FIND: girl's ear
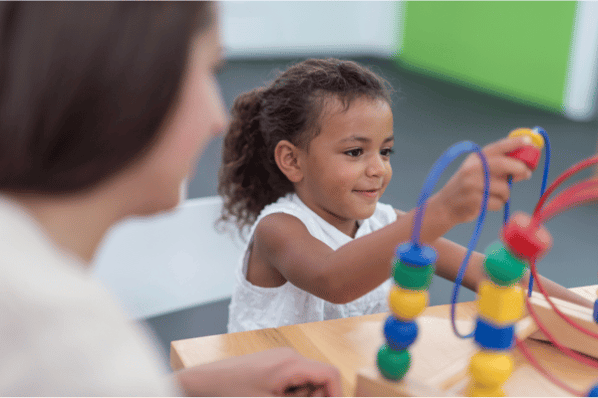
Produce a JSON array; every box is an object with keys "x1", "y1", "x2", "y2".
[{"x1": 274, "y1": 140, "x2": 304, "y2": 183}]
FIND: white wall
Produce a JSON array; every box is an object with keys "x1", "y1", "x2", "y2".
[{"x1": 221, "y1": 1, "x2": 402, "y2": 58}]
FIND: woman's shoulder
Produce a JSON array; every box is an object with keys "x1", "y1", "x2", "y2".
[{"x1": 0, "y1": 250, "x2": 177, "y2": 396}]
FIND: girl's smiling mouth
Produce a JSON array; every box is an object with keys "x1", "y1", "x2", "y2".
[{"x1": 353, "y1": 189, "x2": 379, "y2": 198}]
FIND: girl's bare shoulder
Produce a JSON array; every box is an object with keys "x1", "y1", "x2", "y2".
[
  {"x1": 251, "y1": 212, "x2": 333, "y2": 282},
  {"x1": 253, "y1": 212, "x2": 313, "y2": 253}
]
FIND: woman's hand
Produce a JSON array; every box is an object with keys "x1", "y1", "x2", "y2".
[
  {"x1": 175, "y1": 347, "x2": 342, "y2": 397},
  {"x1": 431, "y1": 136, "x2": 534, "y2": 225}
]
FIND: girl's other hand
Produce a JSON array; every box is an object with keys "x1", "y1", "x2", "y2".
[{"x1": 432, "y1": 136, "x2": 533, "y2": 225}]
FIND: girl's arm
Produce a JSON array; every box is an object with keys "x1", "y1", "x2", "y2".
[
  {"x1": 254, "y1": 196, "x2": 456, "y2": 304},
  {"x1": 432, "y1": 238, "x2": 593, "y2": 309}
]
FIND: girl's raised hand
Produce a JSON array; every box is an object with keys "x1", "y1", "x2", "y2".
[{"x1": 432, "y1": 136, "x2": 534, "y2": 225}]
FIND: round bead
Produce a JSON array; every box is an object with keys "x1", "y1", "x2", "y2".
[
  {"x1": 508, "y1": 127, "x2": 544, "y2": 149},
  {"x1": 376, "y1": 344, "x2": 411, "y2": 381},
  {"x1": 389, "y1": 285, "x2": 428, "y2": 320},
  {"x1": 477, "y1": 281, "x2": 525, "y2": 325},
  {"x1": 474, "y1": 317, "x2": 514, "y2": 350},
  {"x1": 501, "y1": 212, "x2": 552, "y2": 261},
  {"x1": 467, "y1": 382, "x2": 506, "y2": 397},
  {"x1": 587, "y1": 383, "x2": 598, "y2": 396},
  {"x1": 469, "y1": 351, "x2": 513, "y2": 388},
  {"x1": 395, "y1": 242, "x2": 437, "y2": 267},
  {"x1": 483, "y1": 241, "x2": 527, "y2": 286},
  {"x1": 392, "y1": 261, "x2": 435, "y2": 290},
  {"x1": 384, "y1": 316, "x2": 418, "y2": 350}
]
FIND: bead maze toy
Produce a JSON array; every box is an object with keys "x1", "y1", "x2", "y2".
[{"x1": 355, "y1": 127, "x2": 598, "y2": 396}]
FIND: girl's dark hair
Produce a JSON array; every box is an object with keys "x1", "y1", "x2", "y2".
[
  {"x1": 218, "y1": 58, "x2": 393, "y2": 233},
  {"x1": 0, "y1": 2, "x2": 214, "y2": 193}
]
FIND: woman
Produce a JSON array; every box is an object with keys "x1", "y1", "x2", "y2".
[{"x1": 0, "y1": 3, "x2": 340, "y2": 396}]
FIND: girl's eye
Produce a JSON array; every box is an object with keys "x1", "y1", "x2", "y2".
[
  {"x1": 381, "y1": 148, "x2": 395, "y2": 157},
  {"x1": 345, "y1": 148, "x2": 363, "y2": 157}
]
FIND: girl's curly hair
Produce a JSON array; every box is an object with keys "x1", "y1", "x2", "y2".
[{"x1": 218, "y1": 58, "x2": 393, "y2": 235}]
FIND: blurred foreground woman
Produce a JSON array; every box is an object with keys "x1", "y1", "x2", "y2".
[{"x1": 0, "y1": 3, "x2": 340, "y2": 396}]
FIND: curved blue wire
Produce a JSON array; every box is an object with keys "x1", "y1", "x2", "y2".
[
  {"x1": 527, "y1": 126, "x2": 551, "y2": 296},
  {"x1": 537, "y1": 127, "x2": 551, "y2": 197},
  {"x1": 501, "y1": 127, "x2": 551, "y2": 298},
  {"x1": 410, "y1": 141, "x2": 490, "y2": 339},
  {"x1": 504, "y1": 176, "x2": 513, "y2": 224}
]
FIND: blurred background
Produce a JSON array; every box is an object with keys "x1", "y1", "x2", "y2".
[{"x1": 94, "y1": 1, "x2": 598, "y2": 355}]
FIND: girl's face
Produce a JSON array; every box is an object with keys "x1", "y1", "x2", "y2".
[
  {"x1": 295, "y1": 97, "x2": 394, "y2": 236},
  {"x1": 127, "y1": 18, "x2": 226, "y2": 215}
]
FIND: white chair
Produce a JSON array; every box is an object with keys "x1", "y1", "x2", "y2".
[{"x1": 92, "y1": 196, "x2": 245, "y2": 320}]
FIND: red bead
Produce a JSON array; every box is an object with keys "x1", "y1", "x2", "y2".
[
  {"x1": 501, "y1": 212, "x2": 552, "y2": 260},
  {"x1": 507, "y1": 145, "x2": 541, "y2": 170}
]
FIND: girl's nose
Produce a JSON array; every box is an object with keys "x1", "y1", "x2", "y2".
[{"x1": 366, "y1": 155, "x2": 386, "y2": 177}]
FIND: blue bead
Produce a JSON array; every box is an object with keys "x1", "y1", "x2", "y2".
[
  {"x1": 395, "y1": 242, "x2": 437, "y2": 267},
  {"x1": 587, "y1": 383, "x2": 598, "y2": 396},
  {"x1": 474, "y1": 317, "x2": 514, "y2": 350},
  {"x1": 383, "y1": 316, "x2": 418, "y2": 350},
  {"x1": 593, "y1": 299, "x2": 598, "y2": 324}
]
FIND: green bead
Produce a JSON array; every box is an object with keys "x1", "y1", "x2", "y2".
[
  {"x1": 392, "y1": 261, "x2": 435, "y2": 290},
  {"x1": 483, "y1": 241, "x2": 527, "y2": 286},
  {"x1": 376, "y1": 344, "x2": 411, "y2": 380}
]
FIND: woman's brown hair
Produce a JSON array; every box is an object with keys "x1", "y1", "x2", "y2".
[
  {"x1": 0, "y1": 2, "x2": 213, "y2": 193},
  {"x1": 218, "y1": 58, "x2": 393, "y2": 234}
]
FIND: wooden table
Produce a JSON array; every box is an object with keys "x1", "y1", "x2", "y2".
[{"x1": 171, "y1": 285, "x2": 598, "y2": 397}]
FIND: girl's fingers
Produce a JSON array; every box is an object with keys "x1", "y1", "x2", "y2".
[
  {"x1": 485, "y1": 156, "x2": 532, "y2": 182},
  {"x1": 487, "y1": 195, "x2": 510, "y2": 212},
  {"x1": 474, "y1": 182, "x2": 510, "y2": 212},
  {"x1": 483, "y1": 135, "x2": 533, "y2": 156},
  {"x1": 488, "y1": 180, "x2": 511, "y2": 203},
  {"x1": 464, "y1": 152, "x2": 531, "y2": 183}
]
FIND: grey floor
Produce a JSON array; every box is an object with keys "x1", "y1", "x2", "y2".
[{"x1": 146, "y1": 57, "x2": 598, "y2": 355}]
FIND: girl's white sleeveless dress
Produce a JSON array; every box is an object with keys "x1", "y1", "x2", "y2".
[{"x1": 227, "y1": 193, "x2": 397, "y2": 333}]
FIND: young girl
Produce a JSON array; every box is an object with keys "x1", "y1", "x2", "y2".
[{"x1": 219, "y1": 58, "x2": 591, "y2": 333}]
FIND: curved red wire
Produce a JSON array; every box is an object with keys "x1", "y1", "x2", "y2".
[
  {"x1": 530, "y1": 192, "x2": 598, "y2": 340},
  {"x1": 537, "y1": 179, "x2": 598, "y2": 223},
  {"x1": 503, "y1": 156, "x2": 598, "y2": 396},
  {"x1": 523, "y1": 278, "x2": 598, "y2": 366},
  {"x1": 533, "y1": 156, "x2": 598, "y2": 216}
]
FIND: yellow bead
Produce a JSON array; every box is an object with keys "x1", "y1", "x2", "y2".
[
  {"x1": 508, "y1": 127, "x2": 544, "y2": 149},
  {"x1": 477, "y1": 281, "x2": 524, "y2": 325},
  {"x1": 469, "y1": 351, "x2": 513, "y2": 388},
  {"x1": 467, "y1": 382, "x2": 506, "y2": 397},
  {"x1": 388, "y1": 285, "x2": 428, "y2": 320}
]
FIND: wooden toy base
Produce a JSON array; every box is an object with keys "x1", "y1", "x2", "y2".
[
  {"x1": 356, "y1": 292, "x2": 598, "y2": 397},
  {"x1": 526, "y1": 292, "x2": 598, "y2": 359}
]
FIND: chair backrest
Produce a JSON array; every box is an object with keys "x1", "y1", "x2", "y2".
[{"x1": 92, "y1": 196, "x2": 245, "y2": 320}]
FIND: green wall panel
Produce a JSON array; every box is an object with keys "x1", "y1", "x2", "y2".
[{"x1": 396, "y1": 1, "x2": 577, "y2": 113}]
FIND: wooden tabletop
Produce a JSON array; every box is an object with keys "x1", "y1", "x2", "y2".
[{"x1": 170, "y1": 285, "x2": 598, "y2": 397}]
